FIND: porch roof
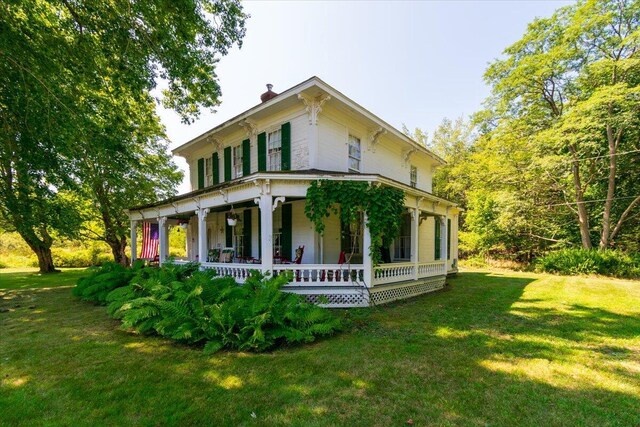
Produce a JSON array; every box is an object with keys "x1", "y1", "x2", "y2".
[{"x1": 126, "y1": 169, "x2": 459, "y2": 213}]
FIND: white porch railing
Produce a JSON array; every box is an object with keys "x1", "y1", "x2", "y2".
[
  {"x1": 274, "y1": 264, "x2": 365, "y2": 286},
  {"x1": 174, "y1": 259, "x2": 446, "y2": 287},
  {"x1": 373, "y1": 261, "x2": 446, "y2": 286},
  {"x1": 373, "y1": 262, "x2": 415, "y2": 285},
  {"x1": 417, "y1": 261, "x2": 447, "y2": 277},
  {"x1": 199, "y1": 262, "x2": 256, "y2": 283}
]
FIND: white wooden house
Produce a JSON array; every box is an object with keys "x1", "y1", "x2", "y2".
[{"x1": 127, "y1": 77, "x2": 460, "y2": 307}]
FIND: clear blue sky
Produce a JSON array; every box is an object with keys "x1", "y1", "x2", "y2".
[{"x1": 158, "y1": 0, "x2": 572, "y2": 194}]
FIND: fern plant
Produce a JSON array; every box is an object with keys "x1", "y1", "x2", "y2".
[
  {"x1": 72, "y1": 260, "x2": 145, "y2": 304},
  {"x1": 104, "y1": 262, "x2": 343, "y2": 353}
]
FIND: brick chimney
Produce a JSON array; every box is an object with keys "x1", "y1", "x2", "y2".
[{"x1": 260, "y1": 84, "x2": 278, "y2": 102}]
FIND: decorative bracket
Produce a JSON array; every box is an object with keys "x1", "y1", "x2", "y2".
[
  {"x1": 419, "y1": 211, "x2": 430, "y2": 226},
  {"x1": 239, "y1": 119, "x2": 258, "y2": 139},
  {"x1": 138, "y1": 210, "x2": 145, "y2": 220},
  {"x1": 171, "y1": 202, "x2": 179, "y2": 214},
  {"x1": 368, "y1": 127, "x2": 387, "y2": 152},
  {"x1": 207, "y1": 136, "x2": 222, "y2": 152},
  {"x1": 219, "y1": 189, "x2": 228, "y2": 203},
  {"x1": 158, "y1": 216, "x2": 167, "y2": 226},
  {"x1": 402, "y1": 148, "x2": 417, "y2": 167},
  {"x1": 196, "y1": 208, "x2": 210, "y2": 221},
  {"x1": 407, "y1": 207, "x2": 416, "y2": 220},
  {"x1": 254, "y1": 179, "x2": 263, "y2": 195},
  {"x1": 254, "y1": 198, "x2": 261, "y2": 207},
  {"x1": 272, "y1": 196, "x2": 285, "y2": 212},
  {"x1": 298, "y1": 93, "x2": 331, "y2": 125}
]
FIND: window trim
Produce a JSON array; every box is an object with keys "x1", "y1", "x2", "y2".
[
  {"x1": 205, "y1": 157, "x2": 213, "y2": 186},
  {"x1": 267, "y1": 129, "x2": 282, "y2": 172},
  {"x1": 410, "y1": 165, "x2": 417, "y2": 188}
]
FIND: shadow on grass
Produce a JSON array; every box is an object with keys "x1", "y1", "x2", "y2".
[{"x1": 1, "y1": 271, "x2": 639, "y2": 426}]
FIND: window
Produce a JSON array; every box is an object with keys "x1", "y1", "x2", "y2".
[
  {"x1": 348, "y1": 135, "x2": 361, "y2": 172},
  {"x1": 341, "y1": 212, "x2": 363, "y2": 263},
  {"x1": 267, "y1": 129, "x2": 281, "y2": 171},
  {"x1": 232, "y1": 145, "x2": 243, "y2": 178},
  {"x1": 205, "y1": 157, "x2": 213, "y2": 186},
  {"x1": 410, "y1": 165, "x2": 417, "y2": 188},
  {"x1": 393, "y1": 214, "x2": 412, "y2": 260},
  {"x1": 234, "y1": 220, "x2": 244, "y2": 258}
]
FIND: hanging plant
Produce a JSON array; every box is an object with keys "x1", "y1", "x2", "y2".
[
  {"x1": 227, "y1": 211, "x2": 239, "y2": 226},
  {"x1": 304, "y1": 180, "x2": 405, "y2": 265}
]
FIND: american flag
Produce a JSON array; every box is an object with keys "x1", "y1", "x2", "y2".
[{"x1": 139, "y1": 222, "x2": 159, "y2": 259}]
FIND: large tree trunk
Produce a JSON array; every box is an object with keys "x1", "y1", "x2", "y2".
[
  {"x1": 599, "y1": 123, "x2": 622, "y2": 250},
  {"x1": 19, "y1": 227, "x2": 59, "y2": 273},
  {"x1": 569, "y1": 145, "x2": 592, "y2": 249},
  {"x1": 107, "y1": 234, "x2": 129, "y2": 267}
]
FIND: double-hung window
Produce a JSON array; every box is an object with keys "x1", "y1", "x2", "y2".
[
  {"x1": 410, "y1": 165, "x2": 417, "y2": 188},
  {"x1": 232, "y1": 145, "x2": 243, "y2": 179},
  {"x1": 204, "y1": 157, "x2": 213, "y2": 186},
  {"x1": 348, "y1": 135, "x2": 361, "y2": 172},
  {"x1": 267, "y1": 129, "x2": 282, "y2": 171}
]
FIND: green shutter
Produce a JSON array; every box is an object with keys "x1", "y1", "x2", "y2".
[
  {"x1": 257, "y1": 132, "x2": 267, "y2": 172},
  {"x1": 434, "y1": 218, "x2": 441, "y2": 260},
  {"x1": 447, "y1": 219, "x2": 451, "y2": 260},
  {"x1": 282, "y1": 203, "x2": 292, "y2": 261},
  {"x1": 226, "y1": 222, "x2": 233, "y2": 248},
  {"x1": 281, "y1": 122, "x2": 291, "y2": 171},
  {"x1": 224, "y1": 147, "x2": 232, "y2": 181},
  {"x1": 242, "y1": 139, "x2": 251, "y2": 177},
  {"x1": 197, "y1": 158, "x2": 205, "y2": 189},
  {"x1": 212, "y1": 153, "x2": 219, "y2": 185},
  {"x1": 243, "y1": 209, "x2": 252, "y2": 257}
]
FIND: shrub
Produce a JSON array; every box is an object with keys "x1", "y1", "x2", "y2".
[
  {"x1": 73, "y1": 260, "x2": 146, "y2": 304},
  {"x1": 105, "y1": 262, "x2": 342, "y2": 353},
  {"x1": 535, "y1": 249, "x2": 640, "y2": 278}
]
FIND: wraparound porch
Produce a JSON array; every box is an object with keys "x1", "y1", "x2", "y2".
[{"x1": 127, "y1": 172, "x2": 458, "y2": 307}]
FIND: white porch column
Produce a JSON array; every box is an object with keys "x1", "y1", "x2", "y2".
[
  {"x1": 197, "y1": 208, "x2": 209, "y2": 264},
  {"x1": 259, "y1": 195, "x2": 273, "y2": 275},
  {"x1": 130, "y1": 220, "x2": 137, "y2": 265},
  {"x1": 362, "y1": 212, "x2": 373, "y2": 287},
  {"x1": 158, "y1": 217, "x2": 168, "y2": 265},
  {"x1": 410, "y1": 208, "x2": 419, "y2": 280},
  {"x1": 440, "y1": 215, "x2": 448, "y2": 269}
]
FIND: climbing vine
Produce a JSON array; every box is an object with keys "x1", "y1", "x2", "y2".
[{"x1": 304, "y1": 180, "x2": 405, "y2": 265}]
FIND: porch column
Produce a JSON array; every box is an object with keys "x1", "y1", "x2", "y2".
[
  {"x1": 362, "y1": 212, "x2": 373, "y2": 287},
  {"x1": 410, "y1": 208, "x2": 419, "y2": 280},
  {"x1": 158, "y1": 217, "x2": 168, "y2": 265},
  {"x1": 197, "y1": 208, "x2": 209, "y2": 264},
  {"x1": 440, "y1": 215, "x2": 448, "y2": 270},
  {"x1": 259, "y1": 195, "x2": 273, "y2": 275},
  {"x1": 130, "y1": 220, "x2": 137, "y2": 265}
]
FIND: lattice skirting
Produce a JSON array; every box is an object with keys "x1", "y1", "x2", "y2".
[
  {"x1": 283, "y1": 276, "x2": 446, "y2": 308},
  {"x1": 369, "y1": 276, "x2": 446, "y2": 306},
  {"x1": 283, "y1": 286, "x2": 370, "y2": 308}
]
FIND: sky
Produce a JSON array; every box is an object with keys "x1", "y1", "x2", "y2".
[{"x1": 158, "y1": 0, "x2": 573, "y2": 194}]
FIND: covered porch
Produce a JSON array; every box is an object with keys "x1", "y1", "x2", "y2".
[{"x1": 127, "y1": 173, "x2": 458, "y2": 307}]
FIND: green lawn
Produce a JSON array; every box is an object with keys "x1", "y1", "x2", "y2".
[{"x1": 1, "y1": 268, "x2": 639, "y2": 426}]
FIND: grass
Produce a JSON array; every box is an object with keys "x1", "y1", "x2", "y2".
[{"x1": 1, "y1": 268, "x2": 639, "y2": 426}]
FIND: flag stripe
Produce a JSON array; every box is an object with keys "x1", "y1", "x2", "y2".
[{"x1": 139, "y1": 222, "x2": 159, "y2": 259}]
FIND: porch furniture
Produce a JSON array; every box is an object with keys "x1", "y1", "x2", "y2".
[{"x1": 220, "y1": 248, "x2": 234, "y2": 263}]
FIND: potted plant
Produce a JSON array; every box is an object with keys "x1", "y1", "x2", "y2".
[{"x1": 226, "y1": 211, "x2": 239, "y2": 226}]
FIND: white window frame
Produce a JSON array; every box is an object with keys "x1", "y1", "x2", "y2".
[
  {"x1": 410, "y1": 165, "x2": 417, "y2": 188},
  {"x1": 267, "y1": 129, "x2": 282, "y2": 171},
  {"x1": 205, "y1": 157, "x2": 213, "y2": 186},
  {"x1": 232, "y1": 144, "x2": 243, "y2": 179},
  {"x1": 272, "y1": 206, "x2": 283, "y2": 256},
  {"x1": 348, "y1": 134, "x2": 361, "y2": 172}
]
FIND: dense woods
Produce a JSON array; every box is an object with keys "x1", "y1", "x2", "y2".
[{"x1": 415, "y1": 0, "x2": 640, "y2": 263}]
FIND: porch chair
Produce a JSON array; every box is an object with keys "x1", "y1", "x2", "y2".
[{"x1": 293, "y1": 246, "x2": 305, "y2": 281}]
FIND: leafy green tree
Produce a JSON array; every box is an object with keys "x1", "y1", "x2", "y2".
[
  {"x1": 1, "y1": 0, "x2": 246, "y2": 272},
  {"x1": 483, "y1": 0, "x2": 640, "y2": 251}
]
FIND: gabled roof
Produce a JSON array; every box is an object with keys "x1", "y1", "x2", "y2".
[{"x1": 172, "y1": 76, "x2": 445, "y2": 165}]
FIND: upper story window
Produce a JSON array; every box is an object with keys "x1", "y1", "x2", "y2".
[
  {"x1": 348, "y1": 135, "x2": 361, "y2": 172},
  {"x1": 233, "y1": 145, "x2": 243, "y2": 178},
  {"x1": 410, "y1": 165, "x2": 417, "y2": 188},
  {"x1": 267, "y1": 129, "x2": 282, "y2": 171},
  {"x1": 205, "y1": 157, "x2": 213, "y2": 186}
]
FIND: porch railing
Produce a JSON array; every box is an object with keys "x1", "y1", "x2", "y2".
[
  {"x1": 417, "y1": 261, "x2": 447, "y2": 277},
  {"x1": 199, "y1": 262, "x2": 255, "y2": 283},
  {"x1": 373, "y1": 262, "x2": 415, "y2": 285},
  {"x1": 274, "y1": 264, "x2": 365, "y2": 286}
]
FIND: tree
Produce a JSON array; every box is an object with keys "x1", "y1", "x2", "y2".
[
  {"x1": 482, "y1": 0, "x2": 640, "y2": 251},
  {"x1": 0, "y1": 0, "x2": 246, "y2": 272}
]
